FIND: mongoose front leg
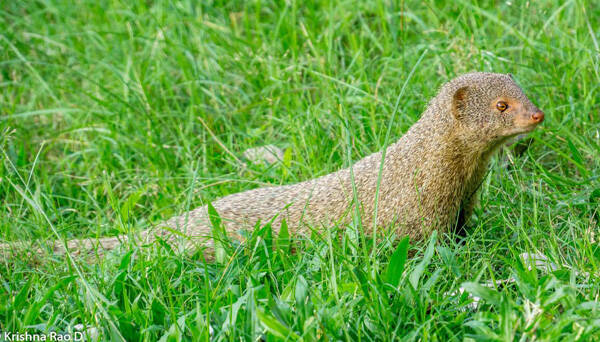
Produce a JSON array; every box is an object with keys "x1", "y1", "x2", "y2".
[{"x1": 455, "y1": 195, "x2": 477, "y2": 241}]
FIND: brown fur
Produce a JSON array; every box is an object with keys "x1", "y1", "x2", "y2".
[{"x1": 0, "y1": 72, "x2": 544, "y2": 261}]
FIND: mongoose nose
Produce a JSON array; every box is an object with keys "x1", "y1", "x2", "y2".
[{"x1": 531, "y1": 111, "x2": 544, "y2": 123}]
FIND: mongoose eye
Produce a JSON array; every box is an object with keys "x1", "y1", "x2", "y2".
[{"x1": 496, "y1": 101, "x2": 508, "y2": 112}]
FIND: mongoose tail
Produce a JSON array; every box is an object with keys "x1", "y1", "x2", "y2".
[{"x1": 1, "y1": 72, "x2": 544, "y2": 260}]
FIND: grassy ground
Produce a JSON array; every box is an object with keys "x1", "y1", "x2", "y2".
[{"x1": 1, "y1": 0, "x2": 599, "y2": 340}]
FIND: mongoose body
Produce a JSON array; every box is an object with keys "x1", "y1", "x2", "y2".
[{"x1": 1, "y1": 72, "x2": 544, "y2": 260}]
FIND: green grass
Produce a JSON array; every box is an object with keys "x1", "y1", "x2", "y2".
[{"x1": 1, "y1": 0, "x2": 599, "y2": 340}]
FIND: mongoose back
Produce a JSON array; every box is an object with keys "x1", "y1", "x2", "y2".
[{"x1": 1, "y1": 72, "x2": 544, "y2": 260}]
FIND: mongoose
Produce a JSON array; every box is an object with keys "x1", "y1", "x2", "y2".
[{"x1": 1, "y1": 72, "x2": 544, "y2": 260}]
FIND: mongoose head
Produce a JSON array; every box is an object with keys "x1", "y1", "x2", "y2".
[{"x1": 442, "y1": 72, "x2": 544, "y2": 147}]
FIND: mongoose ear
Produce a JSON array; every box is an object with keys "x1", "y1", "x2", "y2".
[{"x1": 451, "y1": 86, "x2": 469, "y2": 120}]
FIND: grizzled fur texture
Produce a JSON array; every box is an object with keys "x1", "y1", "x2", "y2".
[{"x1": 1, "y1": 72, "x2": 544, "y2": 260}]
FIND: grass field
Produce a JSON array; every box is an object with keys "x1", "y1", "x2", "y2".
[{"x1": 1, "y1": 0, "x2": 600, "y2": 340}]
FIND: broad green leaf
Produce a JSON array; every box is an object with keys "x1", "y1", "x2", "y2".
[
  {"x1": 385, "y1": 236, "x2": 410, "y2": 288},
  {"x1": 277, "y1": 219, "x2": 290, "y2": 252},
  {"x1": 11, "y1": 277, "x2": 32, "y2": 311},
  {"x1": 257, "y1": 309, "x2": 299, "y2": 340},
  {"x1": 460, "y1": 282, "x2": 501, "y2": 306},
  {"x1": 409, "y1": 231, "x2": 437, "y2": 289},
  {"x1": 567, "y1": 137, "x2": 587, "y2": 176},
  {"x1": 119, "y1": 185, "x2": 146, "y2": 222},
  {"x1": 207, "y1": 202, "x2": 228, "y2": 263},
  {"x1": 353, "y1": 266, "x2": 371, "y2": 300}
]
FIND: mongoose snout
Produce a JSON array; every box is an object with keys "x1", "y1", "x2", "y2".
[
  {"x1": 531, "y1": 111, "x2": 545, "y2": 123},
  {"x1": 513, "y1": 108, "x2": 545, "y2": 133}
]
